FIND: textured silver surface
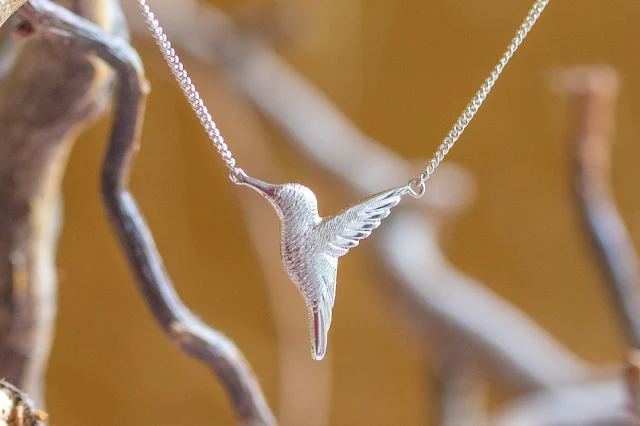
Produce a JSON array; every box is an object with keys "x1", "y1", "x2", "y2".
[{"x1": 235, "y1": 170, "x2": 409, "y2": 360}]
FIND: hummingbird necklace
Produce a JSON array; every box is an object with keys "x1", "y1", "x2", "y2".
[{"x1": 137, "y1": 0, "x2": 550, "y2": 360}]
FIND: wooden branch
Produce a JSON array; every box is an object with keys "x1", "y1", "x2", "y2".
[
  {"x1": 122, "y1": 0, "x2": 591, "y2": 391},
  {"x1": 0, "y1": 1, "x2": 28, "y2": 28},
  {"x1": 0, "y1": 380, "x2": 47, "y2": 426},
  {"x1": 0, "y1": 0, "x2": 121, "y2": 407},
  {"x1": 488, "y1": 65, "x2": 637, "y2": 426},
  {"x1": 435, "y1": 356, "x2": 486, "y2": 426},
  {"x1": 565, "y1": 66, "x2": 640, "y2": 345},
  {"x1": 562, "y1": 65, "x2": 640, "y2": 422},
  {"x1": 18, "y1": 1, "x2": 277, "y2": 424},
  {"x1": 378, "y1": 208, "x2": 590, "y2": 390},
  {"x1": 627, "y1": 350, "x2": 640, "y2": 424}
]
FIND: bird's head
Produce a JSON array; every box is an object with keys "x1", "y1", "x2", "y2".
[{"x1": 234, "y1": 170, "x2": 318, "y2": 219}]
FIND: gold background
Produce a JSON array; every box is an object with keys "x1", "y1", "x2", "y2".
[{"x1": 43, "y1": 0, "x2": 640, "y2": 424}]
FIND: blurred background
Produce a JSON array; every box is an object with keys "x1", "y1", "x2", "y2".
[{"x1": 40, "y1": 0, "x2": 640, "y2": 424}]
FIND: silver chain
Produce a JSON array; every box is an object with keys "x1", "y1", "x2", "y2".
[
  {"x1": 136, "y1": 0, "x2": 240, "y2": 176},
  {"x1": 137, "y1": 0, "x2": 549, "y2": 192},
  {"x1": 408, "y1": 0, "x2": 550, "y2": 197}
]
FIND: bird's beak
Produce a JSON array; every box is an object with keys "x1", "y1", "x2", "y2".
[{"x1": 233, "y1": 169, "x2": 278, "y2": 198}]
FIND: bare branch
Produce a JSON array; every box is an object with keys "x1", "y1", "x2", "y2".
[
  {"x1": 0, "y1": 0, "x2": 120, "y2": 407},
  {"x1": 0, "y1": 1, "x2": 28, "y2": 28},
  {"x1": 0, "y1": 380, "x2": 47, "y2": 426},
  {"x1": 18, "y1": 1, "x2": 277, "y2": 424},
  {"x1": 435, "y1": 356, "x2": 486, "y2": 426},
  {"x1": 626, "y1": 350, "x2": 640, "y2": 423},
  {"x1": 563, "y1": 66, "x2": 640, "y2": 347},
  {"x1": 560, "y1": 64, "x2": 640, "y2": 422},
  {"x1": 490, "y1": 64, "x2": 638, "y2": 426},
  {"x1": 379, "y1": 208, "x2": 590, "y2": 390}
]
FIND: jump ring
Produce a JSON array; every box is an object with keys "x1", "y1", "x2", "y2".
[
  {"x1": 407, "y1": 178, "x2": 426, "y2": 199},
  {"x1": 229, "y1": 168, "x2": 245, "y2": 184}
]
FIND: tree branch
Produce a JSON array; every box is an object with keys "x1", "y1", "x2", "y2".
[
  {"x1": 0, "y1": 380, "x2": 47, "y2": 426},
  {"x1": 565, "y1": 66, "x2": 640, "y2": 346},
  {"x1": 435, "y1": 356, "x2": 486, "y2": 426},
  {"x1": 17, "y1": 1, "x2": 276, "y2": 424},
  {"x1": 562, "y1": 64, "x2": 640, "y2": 423},
  {"x1": 0, "y1": 1, "x2": 28, "y2": 28},
  {"x1": 379, "y1": 208, "x2": 591, "y2": 391},
  {"x1": 0, "y1": 0, "x2": 120, "y2": 407}
]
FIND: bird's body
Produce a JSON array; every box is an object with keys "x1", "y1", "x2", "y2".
[{"x1": 236, "y1": 170, "x2": 409, "y2": 360}]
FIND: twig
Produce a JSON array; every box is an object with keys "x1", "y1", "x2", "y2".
[
  {"x1": 626, "y1": 349, "x2": 640, "y2": 424},
  {"x1": 379, "y1": 208, "x2": 590, "y2": 391},
  {"x1": 122, "y1": 0, "x2": 590, "y2": 391},
  {"x1": 565, "y1": 67, "x2": 640, "y2": 345},
  {"x1": 435, "y1": 355, "x2": 486, "y2": 426},
  {"x1": 0, "y1": 0, "x2": 28, "y2": 28},
  {"x1": 489, "y1": 65, "x2": 635, "y2": 426},
  {"x1": 563, "y1": 65, "x2": 640, "y2": 422},
  {"x1": 0, "y1": 0, "x2": 119, "y2": 407},
  {"x1": 0, "y1": 380, "x2": 47, "y2": 426},
  {"x1": 18, "y1": 1, "x2": 277, "y2": 425}
]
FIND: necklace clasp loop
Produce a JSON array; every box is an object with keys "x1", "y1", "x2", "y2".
[
  {"x1": 407, "y1": 178, "x2": 426, "y2": 199},
  {"x1": 229, "y1": 168, "x2": 246, "y2": 185}
]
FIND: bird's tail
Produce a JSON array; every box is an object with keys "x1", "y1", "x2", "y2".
[{"x1": 309, "y1": 301, "x2": 332, "y2": 361}]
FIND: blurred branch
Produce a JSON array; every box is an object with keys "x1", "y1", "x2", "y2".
[
  {"x1": 488, "y1": 64, "x2": 638, "y2": 426},
  {"x1": 0, "y1": 1, "x2": 28, "y2": 28},
  {"x1": 0, "y1": 0, "x2": 119, "y2": 407},
  {"x1": 18, "y1": 1, "x2": 277, "y2": 424},
  {"x1": 565, "y1": 66, "x2": 640, "y2": 348},
  {"x1": 379, "y1": 208, "x2": 590, "y2": 391},
  {"x1": 436, "y1": 356, "x2": 486, "y2": 426},
  {"x1": 561, "y1": 65, "x2": 640, "y2": 422},
  {"x1": 16, "y1": 2, "x2": 283, "y2": 425},
  {"x1": 0, "y1": 380, "x2": 47, "y2": 426},
  {"x1": 626, "y1": 350, "x2": 640, "y2": 423},
  {"x1": 122, "y1": 0, "x2": 591, "y2": 392}
]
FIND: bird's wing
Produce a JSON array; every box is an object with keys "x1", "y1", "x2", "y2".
[
  {"x1": 319, "y1": 186, "x2": 410, "y2": 258},
  {"x1": 307, "y1": 258, "x2": 337, "y2": 361}
]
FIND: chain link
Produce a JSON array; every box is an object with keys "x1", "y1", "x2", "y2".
[
  {"x1": 136, "y1": 0, "x2": 240, "y2": 178},
  {"x1": 412, "y1": 0, "x2": 550, "y2": 194}
]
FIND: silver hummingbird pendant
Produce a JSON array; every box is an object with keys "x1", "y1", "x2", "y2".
[
  {"x1": 138, "y1": 0, "x2": 551, "y2": 361},
  {"x1": 234, "y1": 169, "x2": 410, "y2": 360}
]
